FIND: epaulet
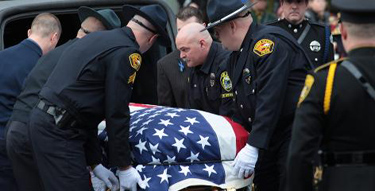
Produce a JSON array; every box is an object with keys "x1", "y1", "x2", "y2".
[
  {"x1": 314, "y1": 58, "x2": 345, "y2": 73},
  {"x1": 265, "y1": 18, "x2": 282, "y2": 25}
]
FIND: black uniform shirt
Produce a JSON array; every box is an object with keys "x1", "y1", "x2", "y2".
[
  {"x1": 269, "y1": 19, "x2": 334, "y2": 68},
  {"x1": 288, "y1": 47, "x2": 375, "y2": 191},
  {"x1": 39, "y1": 27, "x2": 140, "y2": 167},
  {"x1": 228, "y1": 23, "x2": 310, "y2": 149},
  {"x1": 188, "y1": 41, "x2": 231, "y2": 115}
]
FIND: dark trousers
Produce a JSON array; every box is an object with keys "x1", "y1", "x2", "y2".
[
  {"x1": 254, "y1": 131, "x2": 290, "y2": 191},
  {"x1": 29, "y1": 107, "x2": 91, "y2": 191},
  {"x1": 0, "y1": 124, "x2": 18, "y2": 191},
  {"x1": 6, "y1": 120, "x2": 43, "y2": 191}
]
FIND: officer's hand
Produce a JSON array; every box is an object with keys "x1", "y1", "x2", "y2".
[
  {"x1": 118, "y1": 166, "x2": 146, "y2": 191},
  {"x1": 92, "y1": 164, "x2": 119, "y2": 191},
  {"x1": 91, "y1": 171, "x2": 106, "y2": 191},
  {"x1": 232, "y1": 143, "x2": 259, "y2": 179}
]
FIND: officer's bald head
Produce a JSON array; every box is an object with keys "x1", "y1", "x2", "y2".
[{"x1": 176, "y1": 23, "x2": 213, "y2": 67}]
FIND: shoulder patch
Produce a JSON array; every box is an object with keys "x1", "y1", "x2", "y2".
[
  {"x1": 253, "y1": 39, "x2": 274, "y2": 57},
  {"x1": 220, "y1": 71, "x2": 232, "y2": 92},
  {"x1": 297, "y1": 74, "x2": 315, "y2": 107},
  {"x1": 128, "y1": 72, "x2": 137, "y2": 84},
  {"x1": 314, "y1": 58, "x2": 346, "y2": 73},
  {"x1": 129, "y1": 53, "x2": 142, "y2": 71}
]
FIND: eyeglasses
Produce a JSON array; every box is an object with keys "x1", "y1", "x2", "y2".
[
  {"x1": 80, "y1": 27, "x2": 91, "y2": 34},
  {"x1": 131, "y1": 18, "x2": 157, "y2": 34}
]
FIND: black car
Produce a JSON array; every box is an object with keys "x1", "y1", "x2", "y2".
[{"x1": 0, "y1": 0, "x2": 177, "y2": 104}]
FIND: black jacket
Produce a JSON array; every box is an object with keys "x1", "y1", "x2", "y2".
[
  {"x1": 39, "y1": 27, "x2": 140, "y2": 167},
  {"x1": 228, "y1": 23, "x2": 310, "y2": 149},
  {"x1": 288, "y1": 47, "x2": 375, "y2": 191},
  {"x1": 157, "y1": 50, "x2": 190, "y2": 108},
  {"x1": 269, "y1": 19, "x2": 334, "y2": 68}
]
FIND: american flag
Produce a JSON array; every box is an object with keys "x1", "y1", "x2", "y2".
[{"x1": 98, "y1": 103, "x2": 251, "y2": 190}]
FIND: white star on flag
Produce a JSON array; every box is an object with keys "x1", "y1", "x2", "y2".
[
  {"x1": 172, "y1": 137, "x2": 186, "y2": 153},
  {"x1": 163, "y1": 155, "x2": 176, "y2": 164},
  {"x1": 179, "y1": 125, "x2": 193, "y2": 136},
  {"x1": 165, "y1": 112, "x2": 180, "y2": 118},
  {"x1": 148, "y1": 113, "x2": 160, "y2": 119},
  {"x1": 149, "y1": 156, "x2": 161, "y2": 165},
  {"x1": 197, "y1": 135, "x2": 211, "y2": 149},
  {"x1": 174, "y1": 108, "x2": 185, "y2": 112},
  {"x1": 129, "y1": 125, "x2": 137, "y2": 132},
  {"x1": 184, "y1": 117, "x2": 200, "y2": 125},
  {"x1": 158, "y1": 119, "x2": 174, "y2": 127},
  {"x1": 149, "y1": 143, "x2": 161, "y2": 155},
  {"x1": 153, "y1": 128, "x2": 168, "y2": 140},
  {"x1": 138, "y1": 112, "x2": 148, "y2": 118},
  {"x1": 140, "y1": 175, "x2": 151, "y2": 188},
  {"x1": 136, "y1": 165, "x2": 145, "y2": 173},
  {"x1": 186, "y1": 151, "x2": 200, "y2": 163},
  {"x1": 136, "y1": 126, "x2": 148, "y2": 136},
  {"x1": 157, "y1": 169, "x2": 171, "y2": 183},
  {"x1": 142, "y1": 119, "x2": 153, "y2": 126},
  {"x1": 179, "y1": 166, "x2": 191, "y2": 176},
  {"x1": 203, "y1": 164, "x2": 217, "y2": 177},
  {"x1": 130, "y1": 111, "x2": 139, "y2": 116},
  {"x1": 135, "y1": 139, "x2": 147, "y2": 154},
  {"x1": 131, "y1": 118, "x2": 142, "y2": 125}
]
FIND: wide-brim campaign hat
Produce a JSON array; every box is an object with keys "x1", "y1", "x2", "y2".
[
  {"x1": 78, "y1": 6, "x2": 121, "y2": 29},
  {"x1": 332, "y1": 0, "x2": 375, "y2": 24},
  {"x1": 204, "y1": 0, "x2": 256, "y2": 31},
  {"x1": 123, "y1": 4, "x2": 171, "y2": 47}
]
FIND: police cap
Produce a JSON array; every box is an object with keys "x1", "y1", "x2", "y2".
[{"x1": 332, "y1": 0, "x2": 375, "y2": 24}]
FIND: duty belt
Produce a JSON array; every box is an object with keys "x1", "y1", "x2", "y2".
[
  {"x1": 37, "y1": 100, "x2": 77, "y2": 128},
  {"x1": 321, "y1": 150, "x2": 375, "y2": 167}
]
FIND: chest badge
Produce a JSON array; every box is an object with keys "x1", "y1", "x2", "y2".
[
  {"x1": 243, "y1": 68, "x2": 251, "y2": 84},
  {"x1": 220, "y1": 71, "x2": 232, "y2": 92},
  {"x1": 210, "y1": 73, "x2": 216, "y2": 87},
  {"x1": 129, "y1": 53, "x2": 142, "y2": 71},
  {"x1": 310, "y1": 41, "x2": 321, "y2": 52},
  {"x1": 253, "y1": 39, "x2": 274, "y2": 57}
]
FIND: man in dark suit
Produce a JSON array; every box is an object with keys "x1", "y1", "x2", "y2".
[
  {"x1": 287, "y1": 0, "x2": 375, "y2": 190},
  {"x1": 157, "y1": 6, "x2": 204, "y2": 108},
  {"x1": 6, "y1": 7, "x2": 121, "y2": 191},
  {"x1": 0, "y1": 13, "x2": 61, "y2": 191}
]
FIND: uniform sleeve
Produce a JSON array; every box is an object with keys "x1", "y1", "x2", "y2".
[
  {"x1": 157, "y1": 61, "x2": 176, "y2": 107},
  {"x1": 247, "y1": 37, "x2": 293, "y2": 149},
  {"x1": 105, "y1": 48, "x2": 140, "y2": 167},
  {"x1": 287, "y1": 72, "x2": 325, "y2": 191},
  {"x1": 84, "y1": 128, "x2": 102, "y2": 166}
]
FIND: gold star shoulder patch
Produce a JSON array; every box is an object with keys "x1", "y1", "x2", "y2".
[
  {"x1": 297, "y1": 74, "x2": 315, "y2": 107},
  {"x1": 128, "y1": 72, "x2": 137, "y2": 84},
  {"x1": 129, "y1": 53, "x2": 142, "y2": 71},
  {"x1": 253, "y1": 39, "x2": 274, "y2": 57}
]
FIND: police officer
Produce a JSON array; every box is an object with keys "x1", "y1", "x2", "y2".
[
  {"x1": 176, "y1": 23, "x2": 231, "y2": 115},
  {"x1": 6, "y1": 7, "x2": 121, "y2": 191},
  {"x1": 27, "y1": 4, "x2": 170, "y2": 191},
  {"x1": 205, "y1": 0, "x2": 311, "y2": 190},
  {"x1": 269, "y1": 0, "x2": 334, "y2": 68},
  {"x1": 287, "y1": 0, "x2": 375, "y2": 190}
]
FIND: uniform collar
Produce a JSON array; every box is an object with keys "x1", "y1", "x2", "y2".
[
  {"x1": 24, "y1": 38, "x2": 42, "y2": 56},
  {"x1": 200, "y1": 41, "x2": 219, "y2": 74},
  {"x1": 348, "y1": 47, "x2": 375, "y2": 58},
  {"x1": 122, "y1": 26, "x2": 139, "y2": 49},
  {"x1": 281, "y1": 18, "x2": 307, "y2": 34},
  {"x1": 239, "y1": 22, "x2": 258, "y2": 52}
]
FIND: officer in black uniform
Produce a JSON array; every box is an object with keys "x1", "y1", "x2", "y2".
[
  {"x1": 269, "y1": 0, "x2": 334, "y2": 68},
  {"x1": 27, "y1": 5, "x2": 170, "y2": 191},
  {"x1": 287, "y1": 0, "x2": 375, "y2": 190},
  {"x1": 176, "y1": 22, "x2": 232, "y2": 115},
  {"x1": 5, "y1": 7, "x2": 121, "y2": 191},
  {"x1": 205, "y1": 0, "x2": 312, "y2": 190}
]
